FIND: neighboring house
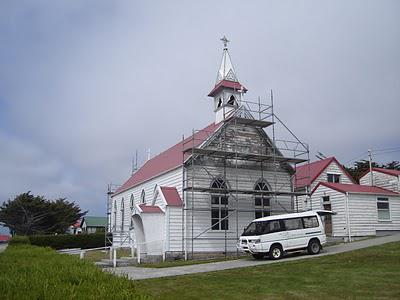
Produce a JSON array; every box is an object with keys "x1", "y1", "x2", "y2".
[
  {"x1": 359, "y1": 167, "x2": 400, "y2": 192},
  {"x1": 67, "y1": 219, "x2": 82, "y2": 235},
  {"x1": 81, "y1": 216, "x2": 107, "y2": 234},
  {"x1": 110, "y1": 41, "x2": 307, "y2": 258},
  {"x1": 294, "y1": 157, "x2": 355, "y2": 211},
  {"x1": 311, "y1": 182, "x2": 400, "y2": 239}
]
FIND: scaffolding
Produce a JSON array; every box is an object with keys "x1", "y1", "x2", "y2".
[{"x1": 181, "y1": 94, "x2": 311, "y2": 259}]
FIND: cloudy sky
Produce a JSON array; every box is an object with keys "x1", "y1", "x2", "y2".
[{"x1": 1, "y1": 1, "x2": 399, "y2": 215}]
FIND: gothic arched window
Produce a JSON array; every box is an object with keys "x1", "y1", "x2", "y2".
[
  {"x1": 211, "y1": 178, "x2": 229, "y2": 230},
  {"x1": 113, "y1": 200, "x2": 117, "y2": 230},
  {"x1": 227, "y1": 95, "x2": 236, "y2": 105},
  {"x1": 217, "y1": 98, "x2": 223, "y2": 108},
  {"x1": 130, "y1": 194, "x2": 134, "y2": 208},
  {"x1": 254, "y1": 180, "x2": 271, "y2": 219},
  {"x1": 120, "y1": 198, "x2": 125, "y2": 230},
  {"x1": 141, "y1": 189, "x2": 146, "y2": 204}
]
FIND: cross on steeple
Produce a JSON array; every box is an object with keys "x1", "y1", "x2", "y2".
[{"x1": 220, "y1": 36, "x2": 230, "y2": 49}]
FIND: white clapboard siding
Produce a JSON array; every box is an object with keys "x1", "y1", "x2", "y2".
[
  {"x1": 360, "y1": 171, "x2": 400, "y2": 192},
  {"x1": 296, "y1": 160, "x2": 354, "y2": 212},
  {"x1": 311, "y1": 185, "x2": 348, "y2": 237},
  {"x1": 347, "y1": 194, "x2": 376, "y2": 236},
  {"x1": 167, "y1": 207, "x2": 184, "y2": 252}
]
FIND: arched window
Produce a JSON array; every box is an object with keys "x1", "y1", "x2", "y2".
[
  {"x1": 141, "y1": 189, "x2": 146, "y2": 204},
  {"x1": 254, "y1": 180, "x2": 271, "y2": 219},
  {"x1": 113, "y1": 200, "x2": 117, "y2": 230},
  {"x1": 130, "y1": 194, "x2": 134, "y2": 208},
  {"x1": 211, "y1": 178, "x2": 229, "y2": 230},
  {"x1": 227, "y1": 95, "x2": 236, "y2": 105},
  {"x1": 120, "y1": 198, "x2": 125, "y2": 230},
  {"x1": 217, "y1": 98, "x2": 223, "y2": 108}
]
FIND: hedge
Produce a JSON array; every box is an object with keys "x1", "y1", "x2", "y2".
[
  {"x1": 8, "y1": 236, "x2": 30, "y2": 246},
  {"x1": 28, "y1": 233, "x2": 112, "y2": 250}
]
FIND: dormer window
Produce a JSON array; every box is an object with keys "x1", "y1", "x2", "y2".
[
  {"x1": 327, "y1": 173, "x2": 340, "y2": 183},
  {"x1": 227, "y1": 95, "x2": 236, "y2": 105},
  {"x1": 217, "y1": 98, "x2": 223, "y2": 108}
]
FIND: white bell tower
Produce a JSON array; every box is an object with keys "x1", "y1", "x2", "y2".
[{"x1": 208, "y1": 36, "x2": 247, "y2": 123}]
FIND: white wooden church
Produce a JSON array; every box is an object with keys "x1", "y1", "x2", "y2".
[{"x1": 110, "y1": 38, "x2": 307, "y2": 259}]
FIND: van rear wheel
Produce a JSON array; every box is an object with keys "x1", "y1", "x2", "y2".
[
  {"x1": 307, "y1": 239, "x2": 321, "y2": 255},
  {"x1": 252, "y1": 253, "x2": 265, "y2": 260},
  {"x1": 269, "y1": 244, "x2": 283, "y2": 260}
]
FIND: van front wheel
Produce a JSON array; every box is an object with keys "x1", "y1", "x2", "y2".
[
  {"x1": 269, "y1": 244, "x2": 283, "y2": 260},
  {"x1": 307, "y1": 239, "x2": 321, "y2": 255}
]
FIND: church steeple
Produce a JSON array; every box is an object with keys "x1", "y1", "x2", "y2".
[{"x1": 208, "y1": 36, "x2": 247, "y2": 124}]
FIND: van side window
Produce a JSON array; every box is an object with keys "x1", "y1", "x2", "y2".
[
  {"x1": 302, "y1": 216, "x2": 319, "y2": 228},
  {"x1": 268, "y1": 220, "x2": 282, "y2": 233},
  {"x1": 283, "y1": 218, "x2": 303, "y2": 231}
]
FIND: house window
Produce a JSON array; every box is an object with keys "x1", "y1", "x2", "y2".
[
  {"x1": 254, "y1": 180, "x2": 271, "y2": 219},
  {"x1": 322, "y1": 196, "x2": 330, "y2": 202},
  {"x1": 211, "y1": 178, "x2": 229, "y2": 230},
  {"x1": 120, "y1": 198, "x2": 125, "y2": 230},
  {"x1": 377, "y1": 197, "x2": 390, "y2": 220},
  {"x1": 227, "y1": 95, "x2": 236, "y2": 105},
  {"x1": 141, "y1": 190, "x2": 146, "y2": 204},
  {"x1": 327, "y1": 173, "x2": 340, "y2": 183}
]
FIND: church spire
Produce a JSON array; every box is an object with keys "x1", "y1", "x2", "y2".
[{"x1": 216, "y1": 36, "x2": 238, "y2": 83}]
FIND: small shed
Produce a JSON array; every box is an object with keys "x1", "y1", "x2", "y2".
[{"x1": 311, "y1": 182, "x2": 400, "y2": 239}]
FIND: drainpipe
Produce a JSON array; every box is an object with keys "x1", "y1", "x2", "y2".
[{"x1": 345, "y1": 192, "x2": 352, "y2": 242}]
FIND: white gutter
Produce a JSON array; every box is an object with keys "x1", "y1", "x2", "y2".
[{"x1": 345, "y1": 192, "x2": 352, "y2": 242}]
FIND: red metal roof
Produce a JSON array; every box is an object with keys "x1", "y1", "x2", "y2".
[
  {"x1": 295, "y1": 157, "x2": 356, "y2": 189},
  {"x1": 114, "y1": 122, "x2": 221, "y2": 196},
  {"x1": 160, "y1": 186, "x2": 182, "y2": 206},
  {"x1": 208, "y1": 80, "x2": 247, "y2": 97},
  {"x1": 312, "y1": 182, "x2": 399, "y2": 196},
  {"x1": 138, "y1": 204, "x2": 163, "y2": 213},
  {"x1": 371, "y1": 167, "x2": 400, "y2": 177},
  {"x1": 0, "y1": 235, "x2": 10, "y2": 242}
]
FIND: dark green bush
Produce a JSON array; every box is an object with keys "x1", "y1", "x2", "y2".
[
  {"x1": 8, "y1": 236, "x2": 30, "y2": 245},
  {"x1": 29, "y1": 233, "x2": 111, "y2": 250}
]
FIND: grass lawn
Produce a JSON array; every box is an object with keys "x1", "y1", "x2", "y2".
[
  {"x1": 137, "y1": 242, "x2": 400, "y2": 299},
  {"x1": 82, "y1": 248, "x2": 132, "y2": 263},
  {"x1": 139, "y1": 256, "x2": 244, "y2": 268},
  {"x1": 0, "y1": 245, "x2": 148, "y2": 300}
]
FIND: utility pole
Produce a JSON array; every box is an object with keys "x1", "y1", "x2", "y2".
[{"x1": 368, "y1": 149, "x2": 374, "y2": 186}]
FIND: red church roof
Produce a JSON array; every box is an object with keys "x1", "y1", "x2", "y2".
[
  {"x1": 160, "y1": 186, "x2": 182, "y2": 207},
  {"x1": 114, "y1": 122, "x2": 222, "y2": 196},
  {"x1": 312, "y1": 182, "x2": 399, "y2": 196},
  {"x1": 208, "y1": 80, "x2": 247, "y2": 97},
  {"x1": 295, "y1": 157, "x2": 355, "y2": 189},
  {"x1": 138, "y1": 204, "x2": 163, "y2": 213}
]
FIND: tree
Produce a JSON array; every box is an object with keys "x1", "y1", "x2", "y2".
[{"x1": 0, "y1": 192, "x2": 86, "y2": 235}]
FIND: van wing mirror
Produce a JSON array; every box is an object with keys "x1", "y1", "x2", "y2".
[{"x1": 316, "y1": 210, "x2": 336, "y2": 216}]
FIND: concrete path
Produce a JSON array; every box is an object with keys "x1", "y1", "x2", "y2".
[
  {"x1": 0, "y1": 243, "x2": 8, "y2": 253},
  {"x1": 106, "y1": 234, "x2": 400, "y2": 280}
]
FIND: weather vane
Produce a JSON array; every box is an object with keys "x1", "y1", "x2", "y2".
[{"x1": 220, "y1": 35, "x2": 230, "y2": 49}]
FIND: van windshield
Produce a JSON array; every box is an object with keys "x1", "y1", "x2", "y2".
[{"x1": 242, "y1": 220, "x2": 282, "y2": 236}]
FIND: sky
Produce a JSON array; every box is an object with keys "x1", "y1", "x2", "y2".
[{"x1": 0, "y1": 0, "x2": 399, "y2": 215}]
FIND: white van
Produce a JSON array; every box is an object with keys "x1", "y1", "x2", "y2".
[{"x1": 238, "y1": 211, "x2": 331, "y2": 260}]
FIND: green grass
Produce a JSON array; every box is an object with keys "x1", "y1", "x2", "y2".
[
  {"x1": 139, "y1": 256, "x2": 244, "y2": 268},
  {"x1": 83, "y1": 248, "x2": 132, "y2": 263},
  {"x1": 137, "y1": 242, "x2": 400, "y2": 299},
  {"x1": 0, "y1": 245, "x2": 148, "y2": 300}
]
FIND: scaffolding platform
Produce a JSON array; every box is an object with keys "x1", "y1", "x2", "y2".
[
  {"x1": 224, "y1": 116, "x2": 274, "y2": 128},
  {"x1": 183, "y1": 147, "x2": 307, "y2": 164},
  {"x1": 183, "y1": 186, "x2": 309, "y2": 197}
]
